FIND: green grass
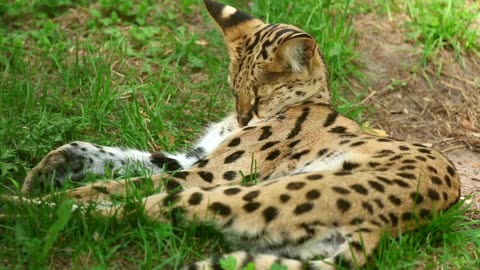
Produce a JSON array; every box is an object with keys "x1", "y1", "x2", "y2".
[
  {"x1": 405, "y1": 0, "x2": 480, "y2": 65},
  {"x1": 0, "y1": 0, "x2": 479, "y2": 269}
]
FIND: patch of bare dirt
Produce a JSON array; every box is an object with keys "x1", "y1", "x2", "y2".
[{"x1": 353, "y1": 13, "x2": 480, "y2": 212}]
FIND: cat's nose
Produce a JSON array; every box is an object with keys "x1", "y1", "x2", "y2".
[{"x1": 237, "y1": 112, "x2": 253, "y2": 127}]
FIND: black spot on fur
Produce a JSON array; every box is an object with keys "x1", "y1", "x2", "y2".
[
  {"x1": 332, "y1": 186, "x2": 350, "y2": 195},
  {"x1": 362, "y1": 201, "x2": 374, "y2": 214},
  {"x1": 224, "y1": 187, "x2": 242, "y2": 195},
  {"x1": 393, "y1": 179, "x2": 410, "y2": 188},
  {"x1": 350, "y1": 184, "x2": 368, "y2": 195},
  {"x1": 243, "y1": 190, "x2": 260, "y2": 201},
  {"x1": 373, "y1": 198, "x2": 384, "y2": 208},
  {"x1": 165, "y1": 179, "x2": 182, "y2": 192},
  {"x1": 329, "y1": 126, "x2": 347, "y2": 133},
  {"x1": 198, "y1": 171, "x2": 214, "y2": 183},
  {"x1": 402, "y1": 159, "x2": 417, "y2": 164},
  {"x1": 266, "y1": 149, "x2": 281, "y2": 160},
  {"x1": 243, "y1": 202, "x2": 261, "y2": 212},
  {"x1": 420, "y1": 209, "x2": 431, "y2": 218},
  {"x1": 399, "y1": 146, "x2": 410, "y2": 151},
  {"x1": 262, "y1": 206, "x2": 278, "y2": 223},
  {"x1": 427, "y1": 189, "x2": 440, "y2": 200},
  {"x1": 290, "y1": 150, "x2": 310, "y2": 160},
  {"x1": 163, "y1": 192, "x2": 180, "y2": 206},
  {"x1": 261, "y1": 141, "x2": 279, "y2": 151},
  {"x1": 286, "y1": 182, "x2": 306, "y2": 190},
  {"x1": 168, "y1": 207, "x2": 187, "y2": 226},
  {"x1": 399, "y1": 165, "x2": 416, "y2": 171},
  {"x1": 223, "y1": 171, "x2": 237, "y2": 181},
  {"x1": 446, "y1": 166, "x2": 456, "y2": 176},
  {"x1": 295, "y1": 90, "x2": 306, "y2": 96},
  {"x1": 350, "y1": 141, "x2": 366, "y2": 147},
  {"x1": 370, "y1": 220, "x2": 382, "y2": 227},
  {"x1": 92, "y1": 186, "x2": 110, "y2": 194},
  {"x1": 222, "y1": 218, "x2": 235, "y2": 229},
  {"x1": 376, "y1": 176, "x2": 393, "y2": 185},
  {"x1": 397, "y1": 172, "x2": 416, "y2": 180},
  {"x1": 430, "y1": 176, "x2": 442, "y2": 185},
  {"x1": 388, "y1": 195, "x2": 402, "y2": 205},
  {"x1": 402, "y1": 212, "x2": 413, "y2": 221},
  {"x1": 294, "y1": 202, "x2": 314, "y2": 214},
  {"x1": 342, "y1": 161, "x2": 360, "y2": 171},
  {"x1": 368, "y1": 181, "x2": 385, "y2": 192},
  {"x1": 415, "y1": 155, "x2": 427, "y2": 162},
  {"x1": 413, "y1": 143, "x2": 428, "y2": 147},
  {"x1": 334, "y1": 171, "x2": 352, "y2": 176},
  {"x1": 173, "y1": 171, "x2": 189, "y2": 180},
  {"x1": 389, "y1": 213, "x2": 399, "y2": 226},
  {"x1": 355, "y1": 228, "x2": 372, "y2": 233},
  {"x1": 375, "y1": 149, "x2": 395, "y2": 157},
  {"x1": 306, "y1": 174, "x2": 323, "y2": 180},
  {"x1": 288, "y1": 140, "x2": 301, "y2": 148},
  {"x1": 259, "y1": 126, "x2": 273, "y2": 141},
  {"x1": 350, "y1": 241, "x2": 364, "y2": 252},
  {"x1": 427, "y1": 166, "x2": 438, "y2": 174},
  {"x1": 377, "y1": 138, "x2": 393, "y2": 142},
  {"x1": 280, "y1": 194, "x2": 291, "y2": 203},
  {"x1": 389, "y1": 155, "x2": 403, "y2": 161},
  {"x1": 337, "y1": 199, "x2": 351, "y2": 213},
  {"x1": 188, "y1": 192, "x2": 203, "y2": 205},
  {"x1": 224, "y1": 150, "x2": 245, "y2": 163},
  {"x1": 287, "y1": 107, "x2": 310, "y2": 139},
  {"x1": 334, "y1": 255, "x2": 353, "y2": 269},
  {"x1": 378, "y1": 214, "x2": 389, "y2": 224},
  {"x1": 444, "y1": 175, "x2": 452, "y2": 187},
  {"x1": 340, "y1": 133, "x2": 359, "y2": 138},
  {"x1": 368, "y1": 162, "x2": 381, "y2": 168},
  {"x1": 323, "y1": 112, "x2": 338, "y2": 127},
  {"x1": 317, "y1": 148, "x2": 328, "y2": 157},
  {"x1": 410, "y1": 192, "x2": 424, "y2": 204},
  {"x1": 306, "y1": 189, "x2": 321, "y2": 200},
  {"x1": 418, "y1": 148, "x2": 431, "y2": 154},
  {"x1": 196, "y1": 159, "x2": 209, "y2": 168},
  {"x1": 350, "y1": 218, "x2": 364, "y2": 225},
  {"x1": 208, "y1": 202, "x2": 231, "y2": 216},
  {"x1": 228, "y1": 137, "x2": 241, "y2": 147}
]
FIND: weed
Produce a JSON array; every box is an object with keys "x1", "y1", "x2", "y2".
[{"x1": 405, "y1": 0, "x2": 480, "y2": 65}]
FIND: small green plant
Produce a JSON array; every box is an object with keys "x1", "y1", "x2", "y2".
[
  {"x1": 405, "y1": 0, "x2": 480, "y2": 65},
  {"x1": 352, "y1": 0, "x2": 402, "y2": 18},
  {"x1": 219, "y1": 256, "x2": 237, "y2": 270},
  {"x1": 1, "y1": 1, "x2": 479, "y2": 269}
]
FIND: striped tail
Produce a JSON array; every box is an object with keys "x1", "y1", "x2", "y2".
[{"x1": 185, "y1": 250, "x2": 337, "y2": 270}]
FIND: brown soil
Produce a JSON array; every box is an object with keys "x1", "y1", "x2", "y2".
[{"x1": 353, "y1": 13, "x2": 480, "y2": 214}]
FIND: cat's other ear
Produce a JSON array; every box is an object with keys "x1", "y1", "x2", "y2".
[{"x1": 204, "y1": 0, "x2": 264, "y2": 42}]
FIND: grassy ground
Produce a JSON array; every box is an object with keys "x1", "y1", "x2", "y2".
[{"x1": 1, "y1": 0, "x2": 479, "y2": 269}]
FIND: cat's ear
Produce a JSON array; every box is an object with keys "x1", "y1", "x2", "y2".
[
  {"x1": 275, "y1": 37, "x2": 317, "y2": 72},
  {"x1": 204, "y1": 0, "x2": 263, "y2": 42}
]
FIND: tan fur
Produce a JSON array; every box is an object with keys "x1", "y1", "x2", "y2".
[{"x1": 18, "y1": 1, "x2": 460, "y2": 269}]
